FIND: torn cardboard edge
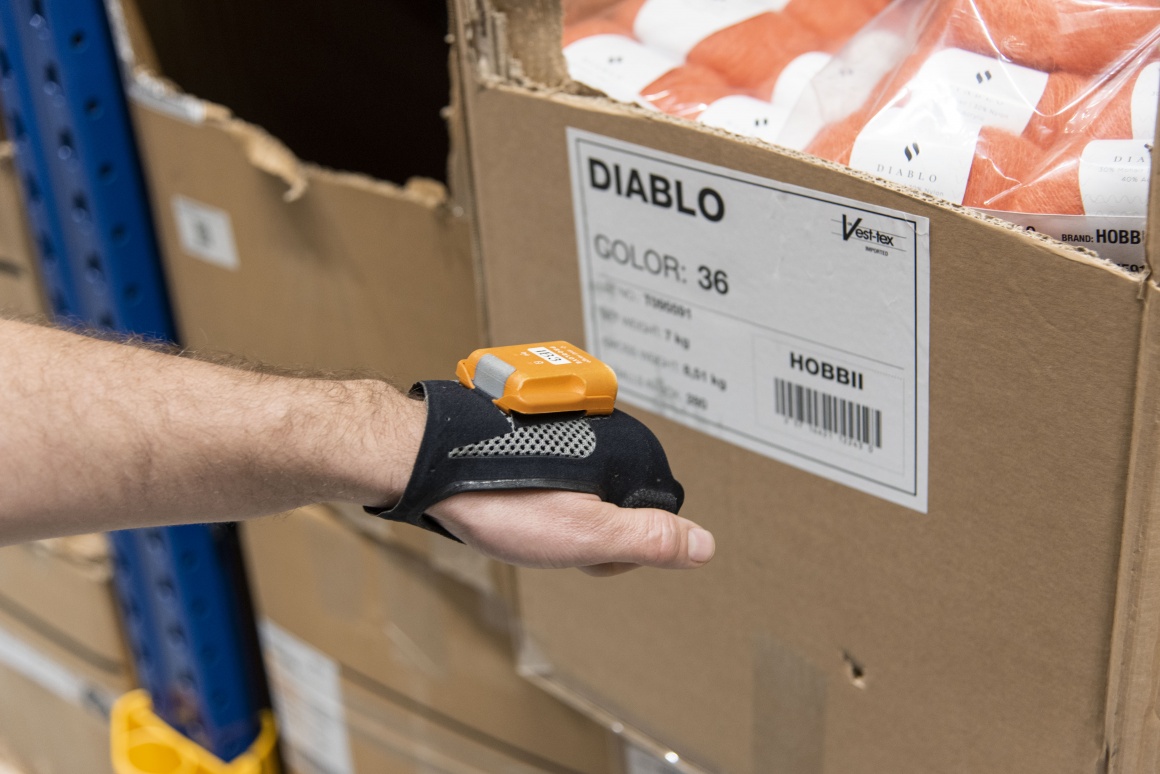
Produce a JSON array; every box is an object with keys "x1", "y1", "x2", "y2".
[
  {"x1": 112, "y1": 0, "x2": 461, "y2": 210},
  {"x1": 455, "y1": 0, "x2": 1153, "y2": 283},
  {"x1": 124, "y1": 69, "x2": 469, "y2": 217}
]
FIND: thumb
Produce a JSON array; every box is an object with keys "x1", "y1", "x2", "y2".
[{"x1": 596, "y1": 505, "x2": 716, "y2": 569}]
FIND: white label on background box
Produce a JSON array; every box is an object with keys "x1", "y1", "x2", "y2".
[
  {"x1": 259, "y1": 620, "x2": 354, "y2": 774},
  {"x1": 172, "y1": 195, "x2": 240, "y2": 270},
  {"x1": 633, "y1": 0, "x2": 790, "y2": 59},
  {"x1": 1131, "y1": 62, "x2": 1159, "y2": 140},
  {"x1": 850, "y1": 106, "x2": 980, "y2": 204},
  {"x1": 911, "y1": 48, "x2": 1048, "y2": 135},
  {"x1": 1078, "y1": 139, "x2": 1151, "y2": 217},
  {"x1": 699, "y1": 95, "x2": 791, "y2": 144},
  {"x1": 564, "y1": 35, "x2": 678, "y2": 105},
  {"x1": 568, "y1": 130, "x2": 929, "y2": 511},
  {"x1": 978, "y1": 211, "x2": 1148, "y2": 270},
  {"x1": 0, "y1": 624, "x2": 115, "y2": 717}
]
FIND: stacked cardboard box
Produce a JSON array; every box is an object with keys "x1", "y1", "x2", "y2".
[
  {"x1": 116, "y1": 1, "x2": 630, "y2": 770},
  {"x1": 0, "y1": 144, "x2": 44, "y2": 317},
  {"x1": 448, "y1": 2, "x2": 1160, "y2": 773},
  {"x1": 0, "y1": 533, "x2": 131, "y2": 774},
  {"x1": 0, "y1": 141, "x2": 128, "y2": 774}
]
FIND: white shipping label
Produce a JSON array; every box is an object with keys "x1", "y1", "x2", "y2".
[
  {"x1": 850, "y1": 106, "x2": 980, "y2": 204},
  {"x1": 979, "y1": 210, "x2": 1148, "y2": 271},
  {"x1": 569, "y1": 130, "x2": 929, "y2": 511},
  {"x1": 1131, "y1": 62, "x2": 1159, "y2": 141},
  {"x1": 259, "y1": 620, "x2": 354, "y2": 774},
  {"x1": 698, "y1": 95, "x2": 791, "y2": 144},
  {"x1": 172, "y1": 195, "x2": 239, "y2": 270},
  {"x1": 910, "y1": 48, "x2": 1048, "y2": 134},
  {"x1": 564, "y1": 35, "x2": 678, "y2": 105},
  {"x1": 633, "y1": 0, "x2": 790, "y2": 59},
  {"x1": 1078, "y1": 139, "x2": 1151, "y2": 217}
]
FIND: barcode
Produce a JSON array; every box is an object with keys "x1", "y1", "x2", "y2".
[{"x1": 774, "y1": 378, "x2": 882, "y2": 449}]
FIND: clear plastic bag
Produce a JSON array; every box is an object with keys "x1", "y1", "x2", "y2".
[{"x1": 562, "y1": 0, "x2": 890, "y2": 135}]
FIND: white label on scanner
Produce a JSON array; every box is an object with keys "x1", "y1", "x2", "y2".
[
  {"x1": 633, "y1": 0, "x2": 790, "y2": 59},
  {"x1": 529, "y1": 346, "x2": 571, "y2": 365},
  {"x1": 699, "y1": 95, "x2": 791, "y2": 144},
  {"x1": 1078, "y1": 139, "x2": 1151, "y2": 216},
  {"x1": 564, "y1": 35, "x2": 678, "y2": 105},
  {"x1": 1131, "y1": 62, "x2": 1160, "y2": 141},
  {"x1": 910, "y1": 48, "x2": 1048, "y2": 134},
  {"x1": 850, "y1": 106, "x2": 981, "y2": 204},
  {"x1": 259, "y1": 621, "x2": 354, "y2": 774},
  {"x1": 172, "y1": 195, "x2": 239, "y2": 270},
  {"x1": 569, "y1": 130, "x2": 930, "y2": 511}
]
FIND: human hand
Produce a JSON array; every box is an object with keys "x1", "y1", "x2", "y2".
[{"x1": 428, "y1": 489, "x2": 715, "y2": 576}]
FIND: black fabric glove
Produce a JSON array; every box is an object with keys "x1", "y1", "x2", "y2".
[{"x1": 365, "y1": 380, "x2": 685, "y2": 541}]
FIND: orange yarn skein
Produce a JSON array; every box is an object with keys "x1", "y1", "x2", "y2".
[{"x1": 687, "y1": 12, "x2": 823, "y2": 89}]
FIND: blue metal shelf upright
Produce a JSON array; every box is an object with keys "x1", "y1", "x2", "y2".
[{"x1": 0, "y1": 0, "x2": 274, "y2": 765}]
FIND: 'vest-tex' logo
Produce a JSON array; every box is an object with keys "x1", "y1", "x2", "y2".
[{"x1": 841, "y1": 214, "x2": 896, "y2": 248}]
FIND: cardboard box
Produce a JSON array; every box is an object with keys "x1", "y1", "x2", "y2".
[
  {"x1": 451, "y1": 3, "x2": 1160, "y2": 773},
  {"x1": 0, "y1": 142, "x2": 45, "y2": 317},
  {"x1": 245, "y1": 506, "x2": 622, "y2": 774},
  {"x1": 0, "y1": 535, "x2": 133, "y2": 694},
  {"x1": 115, "y1": 0, "x2": 481, "y2": 389},
  {"x1": 0, "y1": 622, "x2": 120, "y2": 774},
  {"x1": 128, "y1": 82, "x2": 480, "y2": 388},
  {"x1": 262, "y1": 615, "x2": 627, "y2": 774}
]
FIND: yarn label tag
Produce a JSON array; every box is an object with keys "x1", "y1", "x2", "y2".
[
  {"x1": 769, "y1": 51, "x2": 832, "y2": 106},
  {"x1": 699, "y1": 95, "x2": 791, "y2": 143},
  {"x1": 1131, "y1": 62, "x2": 1159, "y2": 141},
  {"x1": 259, "y1": 620, "x2": 355, "y2": 774},
  {"x1": 633, "y1": 0, "x2": 790, "y2": 59},
  {"x1": 849, "y1": 106, "x2": 980, "y2": 204},
  {"x1": 568, "y1": 129, "x2": 930, "y2": 512},
  {"x1": 910, "y1": 48, "x2": 1048, "y2": 134},
  {"x1": 564, "y1": 35, "x2": 679, "y2": 105},
  {"x1": 1078, "y1": 139, "x2": 1151, "y2": 217},
  {"x1": 978, "y1": 210, "x2": 1147, "y2": 271},
  {"x1": 778, "y1": 30, "x2": 910, "y2": 150}
]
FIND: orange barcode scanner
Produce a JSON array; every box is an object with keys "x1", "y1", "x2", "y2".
[{"x1": 365, "y1": 342, "x2": 684, "y2": 540}]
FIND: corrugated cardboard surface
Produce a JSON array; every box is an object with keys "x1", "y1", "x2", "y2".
[
  {"x1": 245, "y1": 507, "x2": 619, "y2": 774},
  {"x1": 0, "y1": 662, "x2": 113, "y2": 774},
  {"x1": 342, "y1": 671, "x2": 624, "y2": 774},
  {"x1": 0, "y1": 535, "x2": 132, "y2": 693},
  {"x1": 0, "y1": 143, "x2": 44, "y2": 317},
  {"x1": 454, "y1": 17, "x2": 1156, "y2": 773},
  {"x1": 129, "y1": 90, "x2": 479, "y2": 388}
]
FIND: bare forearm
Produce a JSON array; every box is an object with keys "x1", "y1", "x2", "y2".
[{"x1": 0, "y1": 319, "x2": 421, "y2": 544}]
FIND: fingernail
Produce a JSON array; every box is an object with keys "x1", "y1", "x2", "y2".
[{"x1": 688, "y1": 528, "x2": 715, "y2": 564}]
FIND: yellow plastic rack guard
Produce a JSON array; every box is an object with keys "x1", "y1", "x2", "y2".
[{"x1": 111, "y1": 690, "x2": 280, "y2": 774}]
